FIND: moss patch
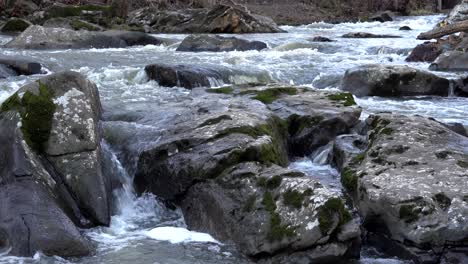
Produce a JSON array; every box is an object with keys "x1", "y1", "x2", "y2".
[
  {"x1": 243, "y1": 195, "x2": 257, "y2": 212},
  {"x1": 341, "y1": 168, "x2": 358, "y2": 193},
  {"x1": 327, "y1": 92, "x2": 356, "y2": 107},
  {"x1": 1, "y1": 83, "x2": 56, "y2": 153},
  {"x1": 267, "y1": 212, "x2": 296, "y2": 241},
  {"x1": 1, "y1": 19, "x2": 30, "y2": 32},
  {"x1": 257, "y1": 175, "x2": 283, "y2": 189},
  {"x1": 262, "y1": 191, "x2": 277, "y2": 212},
  {"x1": 317, "y1": 197, "x2": 352, "y2": 234},
  {"x1": 206, "y1": 87, "x2": 234, "y2": 94},
  {"x1": 252, "y1": 87, "x2": 298, "y2": 104},
  {"x1": 457, "y1": 160, "x2": 468, "y2": 168},
  {"x1": 433, "y1": 193, "x2": 451, "y2": 210},
  {"x1": 283, "y1": 189, "x2": 307, "y2": 209}
]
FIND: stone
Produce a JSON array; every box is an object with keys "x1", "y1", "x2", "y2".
[
  {"x1": 369, "y1": 11, "x2": 394, "y2": 22},
  {"x1": 342, "y1": 114, "x2": 468, "y2": 263},
  {"x1": 128, "y1": 4, "x2": 284, "y2": 34},
  {"x1": 430, "y1": 51, "x2": 468, "y2": 71},
  {"x1": 310, "y1": 36, "x2": 334, "y2": 42},
  {"x1": 399, "y1": 26, "x2": 412, "y2": 30},
  {"x1": 342, "y1": 32, "x2": 400, "y2": 38},
  {"x1": 176, "y1": 34, "x2": 267, "y2": 52},
  {"x1": 5, "y1": 25, "x2": 162, "y2": 49},
  {"x1": 406, "y1": 42, "x2": 442, "y2": 62},
  {"x1": 0, "y1": 58, "x2": 42, "y2": 77},
  {"x1": 341, "y1": 64, "x2": 451, "y2": 97}
]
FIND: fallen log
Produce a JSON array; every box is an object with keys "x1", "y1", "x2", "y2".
[{"x1": 418, "y1": 20, "x2": 468, "y2": 40}]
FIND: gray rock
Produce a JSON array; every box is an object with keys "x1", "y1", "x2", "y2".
[
  {"x1": 370, "y1": 11, "x2": 394, "y2": 22},
  {"x1": 342, "y1": 32, "x2": 400, "y2": 38},
  {"x1": 182, "y1": 162, "x2": 360, "y2": 261},
  {"x1": 311, "y1": 36, "x2": 334, "y2": 42},
  {"x1": 0, "y1": 58, "x2": 42, "y2": 77},
  {"x1": 128, "y1": 4, "x2": 284, "y2": 34},
  {"x1": 341, "y1": 114, "x2": 468, "y2": 263},
  {"x1": 399, "y1": 26, "x2": 412, "y2": 30},
  {"x1": 1, "y1": 71, "x2": 110, "y2": 226},
  {"x1": 0, "y1": 111, "x2": 91, "y2": 257},
  {"x1": 5, "y1": 25, "x2": 162, "y2": 50},
  {"x1": 442, "y1": 0, "x2": 468, "y2": 25},
  {"x1": 341, "y1": 64, "x2": 450, "y2": 97},
  {"x1": 430, "y1": 51, "x2": 468, "y2": 71},
  {"x1": 176, "y1": 34, "x2": 267, "y2": 52},
  {"x1": 406, "y1": 41, "x2": 442, "y2": 63},
  {"x1": 331, "y1": 134, "x2": 368, "y2": 171}
]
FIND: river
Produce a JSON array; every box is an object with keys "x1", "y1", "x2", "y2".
[{"x1": 0, "y1": 14, "x2": 466, "y2": 264}]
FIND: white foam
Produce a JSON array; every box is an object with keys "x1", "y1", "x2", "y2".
[{"x1": 146, "y1": 227, "x2": 220, "y2": 244}]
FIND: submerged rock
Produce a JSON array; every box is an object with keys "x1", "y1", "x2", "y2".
[
  {"x1": 399, "y1": 26, "x2": 412, "y2": 30},
  {"x1": 128, "y1": 4, "x2": 284, "y2": 34},
  {"x1": 342, "y1": 32, "x2": 401, "y2": 38},
  {"x1": 0, "y1": 71, "x2": 111, "y2": 257},
  {"x1": 430, "y1": 51, "x2": 468, "y2": 71},
  {"x1": 176, "y1": 34, "x2": 267, "y2": 52},
  {"x1": 310, "y1": 36, "x2": 334, "y2": 42},
  {"x1": 341, "y1": 114, "x2": 468, "y2": 263},
  {"x1": 369, "y1": 11, "x2": 394, "y2": 22},
  {"x1": 5, "y1": 25, "x2": 162, "y2": 49},
  {"x1": 341, "y1": 64, "x2": 450, "y2": 97}
]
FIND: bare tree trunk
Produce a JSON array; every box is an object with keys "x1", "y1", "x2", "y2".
[{"x1": 110, "y1": 0, "x2": 128, "y2": 18}]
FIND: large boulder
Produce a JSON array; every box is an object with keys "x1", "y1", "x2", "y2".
[
  {"x1": 176, "y1": 34, "x2": 267, "y2": 52},
  {"x1": 0, "y1": 71, "x2": 111, "y2": 233},
  {"x1": 5, "y1": 25, "x2": 162, "y2": 49},
  {"x1": 442, "y1": 0, "x2": 468, "y2": 25},
  {"x1": 341, "y1": 64, "x2": 451, "y2": 97},
  {"x1": 0, "y1": 58, "x2": 42, "y2": 78},
  {"x1": 340, "y1": 114, "x2": 468, "y2": 263},
  {"x1": 111, "y1": 85, "x2": 362, "y2": 262},
  {"x1": 369, "y1": 11, "x2": 394, "y2": 22},
  {"x1": 128, "y1": 4, "x2": 284, "y2": 34},
  {"x1": 406, "y1": 42, "x2": 443, "y2": 62}
]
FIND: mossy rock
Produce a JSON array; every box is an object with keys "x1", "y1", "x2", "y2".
[
  {"x1": 341, "y1": 168, "x2": 358, "y2": 193},
  {"x1": 242, "y1": 87, "x2": 297, "y2": 104},
  {"x1": 0, "y1": 82, "x2": 56, "y2": 153},
  {"x1": 327, "y1": 92, "x2": 356, "y2": 107},
  {"x1": 206, "y1": 87, "x2": 234, "y2": 94},
  {"x1": 317, "y1": 197, "x2": 352, "y2": 234},
  {"x1": 1, "y1": 18, "x2": 31, "y2": 33}
]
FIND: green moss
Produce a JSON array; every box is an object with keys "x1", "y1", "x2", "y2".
[
  {"x1": 380, "y1": 127, "x2": 394, "y2": 135},
  {"x1": 399, "y1": 204, "x2": 420, "y2": 223},
  {"x1": 327, "y1": 92, "x2": 356, "y2": 107},
  {"x1": 1, "y1": 93, "x2": 21, "y2": 112},
  {"x1": 341, "y1": 168, "x2": 358, "y2": 193},
  {"x1": 287, "y1": 114, "x2": 324, "y2": 136},
  {"x1": 70, "y1": 20, "x2": 100, "y2": 31},
  {"x1": 457, "y1": 160, "x2": 468, "y2": 168},
  {"x1": 262, "y1": 191, "x2": 276, "y2": 212},
  {"x1": 318, "y1": 197, "x2": 352, "y2": 234},
  {"x1": 283, "y1": 189, "x2": 305, "y2": 209},
  {"x1": 252, "y1": 87, "x2": 297, "y2": 104},
  {"x1": 351, "y1": 153, "x2": 366, "y2": 165},
  {"x1": 266, "y1": 175, "x2": 282, "y2": 189},
  {"x1": 1, "y1": 19, "x2": 30, "y2": 32},
  {"x1": 20, "y1": 82, "x2": 56, "y2": 153},
  {"x1": 433, "y1": 193, "x2": 451, "y2": 210},
  {"x1": 267, "y1": 212, "x2": 296, "y2": 241},
  {"x1": 206, "y1": 87, "x2": 234, "y2": 94}
]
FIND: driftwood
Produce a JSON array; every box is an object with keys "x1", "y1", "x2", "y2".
[{"x1": 418, "y1": 20, "x2": 468, "y2": 40}]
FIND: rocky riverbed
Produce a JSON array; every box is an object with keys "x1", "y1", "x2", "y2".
[{"x1": 1, "y1": 2, "x2": 468, "y2": 264}]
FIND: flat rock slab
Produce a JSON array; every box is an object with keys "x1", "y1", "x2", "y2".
[
  {"x1": 342, "y1": 32, "x2": 401, "y2": 38},
  {"x1": 176, "y1": 34, "x2": 267, "y2": 52}
]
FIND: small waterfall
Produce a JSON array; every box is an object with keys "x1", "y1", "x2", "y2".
[
  {"x1": 311, "y1": 142, "x2": 334, "y2": 165},
  {"x1": 449, "y1": 81, "x2": 455, "y2": 97}
]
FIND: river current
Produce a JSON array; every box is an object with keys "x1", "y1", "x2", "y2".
[{"x1": 0, "y1": 14, "x2": 466, "y2": 264}]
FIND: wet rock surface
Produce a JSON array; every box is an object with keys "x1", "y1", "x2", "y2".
[
  {"x1": 0, "y1": 58, "x2": 42, "y2": 78},
  {"x1": 128, "y1": 4, "x2": 284, "y2": 34},
  {"x1": 341, "y1": 114, "x2": 468, "y2": 263},
  {"x1": 4, "y1": 25, "x2": 162, "y2": 49},
  {"x1": 0, "y1": 18, "x2": 32, "y2": 33},
  {"x1": 0, "y1": 72, "x2": 111, "y2": 257},
  {"x1": 341, "y1": 64, "x2": 451, "y2": 97},
  {"x1": 177, "y1": 34, "x2": 267, "y2": 52},
  {"x1": 342, "y1": 32, "x2": 401, "y2": 38}
]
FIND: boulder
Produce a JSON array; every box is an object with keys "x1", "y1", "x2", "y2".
[
  {"x1": 0, "y1": 71, "x2": 111, "y2": 228},
  {"x1": 399, "y1": 26, "x2": 412, "y2": 30},
  {"x1": 310, "y1": 36, "x2": 334, "y2": 42},
  {"x1": 0, "y1": 58, "x2": 42, "y2": 78},
  {"x1": 430, "y1": 51, "x2": 468, "y2": 71},
  {"x1": 144, "y1": 63, "x2": 272, "y2": 89},
  {"x1": 442, "y1": 0, "x2": 468, "y2": 25},
  {"x1": 341, "y1": 64, "x2": 451, "y2": 97},
  {"x1": 340, "y1": 114, "x2": 468, "y2": 263},
  {"x1": 331, "y1": 134, "x2": 368, "y2": 171},
  {"x1": 128, "y1": 4, "x2": 284, "y2": 34},
  {"x1": 369, "y1": 11, "x2": 394, "y2": 23},
  {"x1": 342, "y1": 32, "x2": 400, "y2": 38},
  {"x1": 0, "y1": 18, "x2": 31, "y2": 33},
  {"x1": 406, "y1": 42, "x2": 442, "y2": 62},
  {"x1": 176, "y1": 34, "x2": 267, "y2": 52},
  {"x1": 182, "y1": 162, "x2": 361, "y2": 261},
  {"x1": 108, "y1": 85, "x2": 363, "y2": 262},
  {"x1": 5, "y1": 25, "x2": 162, "y2": 49}
]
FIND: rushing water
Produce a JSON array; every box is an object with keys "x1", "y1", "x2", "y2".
[{"x1": 0, "y1": 14, "x2": 466, "y2": 264}]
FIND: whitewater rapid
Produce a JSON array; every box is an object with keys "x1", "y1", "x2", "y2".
[{"x1": 0, "y1": 14, "x2": 465, "y2": 264}]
